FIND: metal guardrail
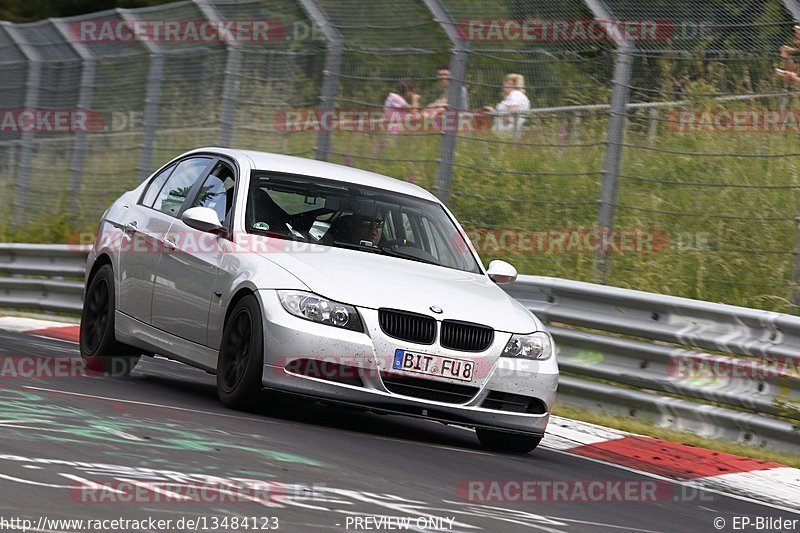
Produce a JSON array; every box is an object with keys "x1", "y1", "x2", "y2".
[
  {"x1": 0, "y1": 246, "x2": 797, "y2": 453},
  {"x1": 0, "y1": 244, "x2": 87, "y2": 314},
  {"x1": 504, "y1": 275, "x2": 800, "y2": 454}
]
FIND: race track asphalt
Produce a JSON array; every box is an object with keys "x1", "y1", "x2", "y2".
[{"x1": 0, "y1": 330, "x2": 797, "y2": 533}]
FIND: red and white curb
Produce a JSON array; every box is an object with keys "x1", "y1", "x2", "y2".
[
  {"x1": 2, "y1": 315, "x2": 799, "y2": 510},
  {"x1": 0, "y1": 316, "x2": 80, "y2": 342},
  {"x1": 544, "y1": 417, "x2": 800, "y2": 510}
]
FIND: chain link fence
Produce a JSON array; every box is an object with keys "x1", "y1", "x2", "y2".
[{"x1": 1, "y1": 0, "x2": 799, "y2": 313}]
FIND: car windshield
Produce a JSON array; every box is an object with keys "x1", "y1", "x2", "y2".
[{"x1": 246, "y1": 172, "x2": 481, "y2": 274}]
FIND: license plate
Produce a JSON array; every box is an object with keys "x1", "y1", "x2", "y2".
[{"x1": 392, "y1": 349, "x2": 474, "y2": 382}]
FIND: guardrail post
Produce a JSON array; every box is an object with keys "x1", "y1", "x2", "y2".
[
  {"x1": 582, "y1": 0, "x2": 635, "y2": 283},
  {"x1": 118, "y1": 8, "x2": 164, "y2": 184},
  {"x1": 193, "y1": 0, "x2": 240, "y2": 148},
  {"x1": 296, "y1": 0, "x2": 341, "y2": 162},
  {"x1": 422, "y1": 0, "x2": 466, "y2": 206},
  {"x1": 51, "y1": 18, "x2": 95, "y2": 213},
  {"x1": 3, "y1": 22, "x2": 42, "y2": 227}
]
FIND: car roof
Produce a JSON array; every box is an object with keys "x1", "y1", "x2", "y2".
[{"x1": 185, "y1": 147, "x2": 440, "y2": 203}]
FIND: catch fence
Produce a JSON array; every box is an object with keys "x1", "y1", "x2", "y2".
[{"x1": 1, "y1": 0, "x2": 800, "y2": 312}]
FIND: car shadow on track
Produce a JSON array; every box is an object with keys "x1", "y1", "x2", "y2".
[{"x1": 130, "y1": 356, "x2": 528, "y2": 457}]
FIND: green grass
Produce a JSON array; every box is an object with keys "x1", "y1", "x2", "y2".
[
  {"x1": 319, "y1": 107, "x2": 800, "y2": 314},
  {"x1": 3, "y1": 99, "x2": 800, "y2": 314}
]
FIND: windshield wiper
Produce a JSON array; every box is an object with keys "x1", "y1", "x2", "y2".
[
  {"x1": 378, "y1": 245, "x2": 440, "y2": 266},
  {"x1": 328, "y1": 241, "x2": 441, "y2": 267}
]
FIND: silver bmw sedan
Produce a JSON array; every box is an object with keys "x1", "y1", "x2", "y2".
[{"x1": 80, "y1": 148, "x2": 558, "y2": 453}]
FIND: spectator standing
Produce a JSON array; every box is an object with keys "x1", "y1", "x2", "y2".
[{"x1": 484, "y1": 73, "x2": 530, "y2": 135}]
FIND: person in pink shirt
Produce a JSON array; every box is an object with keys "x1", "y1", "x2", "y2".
[{"x1": 384, "y1": 80, "x2": 420, "y2": 133}]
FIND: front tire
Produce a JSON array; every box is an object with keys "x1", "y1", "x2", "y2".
[
  {"x1": 217, "y1": 294, "x2": 264, "y2": 409},
  {"x1": 79, "y1": 264, "x2": 140, "y2": 376},
  {"x1": 476, "y1": 428, "x2": 542, "y2": 453}
]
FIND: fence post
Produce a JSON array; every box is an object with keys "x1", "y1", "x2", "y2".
[
  {"x1": 117, "y1": 8, "x2": 164, "y2": 184},
  {"x1": 593, "y1": 42, "x2": 633, "y2": 282},
  {"x1": 296, "y1": 0, "x2": 341, "y2": 162},
  {"x1": 780, "y1": 0, "x2": 800, "y2": 22},
  {"x1": 193, "y1": 0, "x2": 240, "y2": 148},
  {"x1": 582, "y1": 0, "x2": 635, "y2": 283},
  {"x1": 422, "y1": 0, "x2": 466, "y2": 206},
  {"x1": 3, "y1": 22, "x2": 42, "y2": 227},
  {"x1": 52, "y1": 18, "x2": 95, "y2": 213},
  {"x1": 782, "y1": 0, "x2": 800, "y2": 309}
]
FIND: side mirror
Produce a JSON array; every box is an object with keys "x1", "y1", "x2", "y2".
[
  {"x1": 487, "y1": 259, "x2": 517, "y2": 284},
  {"x1": 181, "y1": 207, "x2": 224, "y2": 233}
]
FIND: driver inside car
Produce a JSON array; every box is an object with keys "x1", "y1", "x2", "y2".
[
  {"x1": 326, "y1": 210, "x2": 385, "y2": 247},
  {"x1": 349, "y1": 212, "x2": 384, "y2": 246}
]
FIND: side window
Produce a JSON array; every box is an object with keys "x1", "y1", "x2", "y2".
[
  {"x1": 152, "y1": 157, "x2": 212, "y2": 217},
  {"x1": 401, "y1": 212, "x2": 417, "y2": 244},
  {"x1": 381, "y1": 211, "x2": 396, "y2": 241},
  {"x1": 421, "y1": 216, "x2": 457, "y2": 267},
  {"x1": 141, "y1": 164, "x2": 176, "y2": 207},
  {"x1": 421, "y1": 218, "x2": 438, "y2": 258},
  {"x1": 191, "y1": 162, "x2": 235, "y2": 224}
]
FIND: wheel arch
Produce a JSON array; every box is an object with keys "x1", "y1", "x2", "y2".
[
  {"x1": 86, "y1": 253, "x2": 112, "y2": 290},
  {"x1": 222, "y1": 286, "x2": 261, "y2": 337}
]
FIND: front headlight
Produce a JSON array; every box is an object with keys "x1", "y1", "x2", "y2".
[
  {"x1": 501, "y1": 331, "x2": 554, "y2": 360},
  {"x1": 277, "y1": 290, "x2": 363, "y2": 332}
]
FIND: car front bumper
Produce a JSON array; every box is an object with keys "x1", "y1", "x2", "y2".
[{"x1": 256, "y1": 289, "x2": 559, "y2": 436}]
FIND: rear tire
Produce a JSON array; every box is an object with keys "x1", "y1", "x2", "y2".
[
  {"x1": 476, "y1": 428, "x2": 542, "y2": 453},
  {"x1": 217, "y1": 294, "x2": 264, "y2": 409},
  {"x1": 79, "y1": 264, "x2": 140, "y2": 377}
]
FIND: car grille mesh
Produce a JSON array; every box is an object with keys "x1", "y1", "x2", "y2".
[
  {"x1": 480, "y1": 391, "x2": 547, "y2": 414},
  {"x1": 381, "y1": 374, "x2": 479, "y2": 404},
  {"x1": 378, "y1": 309, "x2": 436, "y2": 344},
  {"x1": 440, "y1": 320, "x2": 494, "y2": 352}
]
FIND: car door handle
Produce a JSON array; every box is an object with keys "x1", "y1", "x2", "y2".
[
  {"x1": 163, "y1": 237, "x2": 177, "y2": 251},
  {"x1": 123, "y1": 221, "x2": 137, "y2": 234}
]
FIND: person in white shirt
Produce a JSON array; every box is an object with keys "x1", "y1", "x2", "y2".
[{"x1": 484, "y1": 73, "x2": 530, "y2": 135}]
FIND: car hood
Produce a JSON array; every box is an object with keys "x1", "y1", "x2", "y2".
[{"x1": 252, "y1": 240, "x2": 540, "y2": 333}]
